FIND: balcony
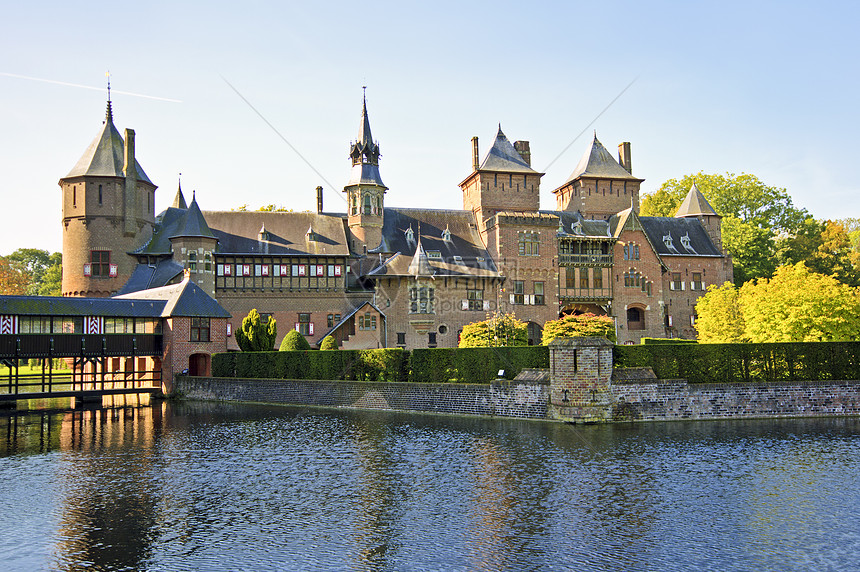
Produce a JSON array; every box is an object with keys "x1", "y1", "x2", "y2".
[{"x1": 558, "y1": 254, "x2": 613, "y2": 266}]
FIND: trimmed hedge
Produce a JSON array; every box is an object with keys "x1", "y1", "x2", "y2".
[
  {"x1": 409, "y1": 346, "x2": 549, "y2": 383},
  {"x1": 641, "y1": 338, "x2": 698, "y2": 345},
  {"x1": 615, "y1": 341, "x2": 860, "y2": 383},
  {"x1": 212, "y1": 348, "x2": 409, "y2": 382}
]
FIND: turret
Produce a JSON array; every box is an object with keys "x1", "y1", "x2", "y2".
[
  {"x1": 344, "y1": 92, "x2": 387, "y2": 253},
  {"x1": 675, "y1": 182, "x2": 723, "y2": 251},
  {"x1": 59, "y1": 96, "x2": 157, "y2": 297}
]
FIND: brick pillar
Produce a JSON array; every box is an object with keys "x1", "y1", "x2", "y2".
[{"x1": 549, "y1": 337, "x2": 614, "y2": 422}]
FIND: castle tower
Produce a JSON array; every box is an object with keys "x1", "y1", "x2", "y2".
[
  {"x1": 59, "y1": 98, "x2": 157, "y2": 297},
  {"x1": 344, "y1": 93, "x2": 387, "y2": 252},
  {"x1": 459, "y1": 126, "x2": 543, "y2": 231},
  {"x1": 168, "y1": 192, "x2": 218, "y2": 297},
  {"x1": 552, "y1": 134, "x2": 643, "y2": 220},
  {"x1": 675, "y1": 182, "x2": 723, "y2": 251}
]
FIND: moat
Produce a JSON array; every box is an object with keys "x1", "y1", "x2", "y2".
[{"x1": 2, "y1": 402, "x2": 859, "y2": 571}]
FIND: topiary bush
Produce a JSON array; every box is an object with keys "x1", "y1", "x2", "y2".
[
  {"x1": 280, "y1": 330, "x2": 311, "y2": 351},
  {"x1": 319, "y1": 335, "x2": 338, "y2": 350}
]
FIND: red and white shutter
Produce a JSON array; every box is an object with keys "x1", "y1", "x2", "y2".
[{"x1": 83, "y1": 264, "x2": 92, "y2": 276}]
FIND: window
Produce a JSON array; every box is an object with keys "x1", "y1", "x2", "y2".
[
  {"x1": 359, "y1": 314, "x2": 377, "y2": 330},
  {"x1": 327, "y1": 313, "x2": 341, "y2": 328},
  {"x1": 410, "y1": 285, "x2": 435, "y2": 314},
  {"x1": 692, "y1": 272, "x2": 703, "y2": 290},
  {"x1": 623, "y1": 243, "x2": 640, "y2": 260},
  {"x1": 292, "y1": 264, "x2": 306, "y2": 277},
  {"x1": 518, "y1": 232, "x2": 540, "y2": 256},
  {"x1": 73, "y1": 186, "x2": 76, "y2": 208},
  {"x1": 534, "y1": 282, "x2": 544, "y2": 305},
  {"x1": 296, "y1": 313, "x2": 312, "y2": 336},
  {"x1": 328, "y1": 265, "x2": 342, "y2": 277},
  {"x1": 188, "y1": 251, "x2": 197, "y2": 272},
  {"x1": 204, "y1": 252, "x2": 212, "y2": 271},
  {"x1": 512, "y1": 281, "x2": 524, "y2": 304},
  {"x1": 428, "y1": 332, "x2": 437, "y2": 347},
  {"x1": 190, "y1": 317, "x2": 210, "y2": 342},
  {"x1": 580, "y1": 269, "x2": 589, "y2": 289},
  {"x1": 566, "y1": 267, "x2": 576, "y2": 289},
  {"x1": 467, "y1": 289, "x2": 483, "y2": 311},
  {"x1": 351, "y1": 196, "x2": 358, "y2": 216},
  {"x1": 98, "y1": 184, "x2": 103, "y2": 205},
  {"x1": 426, "y1": 251, "x2": 442, "y2": 259},
  {"x1": 671, "y1": 272, "x2": 683, "y2": 290},
  {"x1": 363, "y1": 194, "x2": 372, "y2": 215},
  {"x1": 91, "y1": 251, "x2": 110, "y2": 277},
  {"x1": 396, "y1": 332, "x2": 406, "y2": 345},
  {"x1": 593, "y1": 268, "x2": 603, "y2": 289}
]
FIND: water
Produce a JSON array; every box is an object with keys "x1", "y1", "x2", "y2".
[{"x1": 1, "y1": 403, "x2": 859, "y2": 571}]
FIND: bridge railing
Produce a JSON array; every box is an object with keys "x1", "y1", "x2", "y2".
[{"x1": 0, "y1": 334, "x2": 163, "y2": 359}]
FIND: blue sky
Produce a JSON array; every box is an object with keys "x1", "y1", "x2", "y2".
[{"x1": 2, "y1": 0, "x2": 858, "y2": 254}]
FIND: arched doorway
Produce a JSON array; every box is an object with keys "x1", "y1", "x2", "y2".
[
  {"x1": 527, "y1": 322, "x2": 543, "y2": 346},
  {"x1": 627, "y1": 307, "x2": 645, "y2": 331},
  {"x1": 188, "y1": 353, "x2": 211, "y2": 377}
]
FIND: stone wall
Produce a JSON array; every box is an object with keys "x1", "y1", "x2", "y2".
[
  {"x1": 176, "y1": 377, "x2": 549, "y2": 419},
  {"x1": 611, "y1": 379, "x2": 860, "y2": 421}
]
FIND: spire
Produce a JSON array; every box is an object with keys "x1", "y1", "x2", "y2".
[
  {"x1": 477, "y1": 125, "x2": 537, "y2": 173},
  {"x1": 105, "y1": 72, "x2": 113, "y2": 123},
  {"x1": 408, "y1": 235, "x2": 435, "y2": 276},
  {"x1": 345, "y1": 90, "x2": 387, "y2": 189},
  {"x1": 172, "y1": 175, "x2": 187, "y2": 209}
]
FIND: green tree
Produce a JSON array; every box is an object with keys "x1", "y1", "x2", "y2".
[
  {"x1": 777, "y1": 219, "x2": 860, "y2": 286},
  {"x1": 459, "y1": 312, "x2": 528, "y2": 347},
  {"x1": 541, "y1": 313, "x2": 616, "y2": 344},
  {"x1": 4, "y1": 249, "x2": 62, "y2": 296},
  {"x1": 280, "y1": 329, "x2": 311, "y2": 351},
  {"x1": 235, "y1": 309, "x2": 277, "y2": 351},
  {"x1": 722, "y1": 216, "x2": 777, "y2": 285},
  {"x1": 0, "y1": 257, "x2": 30, "y2": 294},
  {"x1": 694, "y1": 282, "x2": 746, "y2": 343},
  {"x1": 319, "y1": 335, "x2": 338, "y2": 350}
]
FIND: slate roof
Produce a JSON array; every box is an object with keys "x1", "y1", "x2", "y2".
[
  {"x1": 114, "y1": 275, "x2": 231, "y2": 318},
  {"x1": 203, "y1": 211, "x2": 352, "y2": 256},
  {"x1": 562, "y1": 134, "x2": 641, "y2": 184},
  {"x1": 675, "y1": 183, "x2": 718, "y2": 217},
  {"x1": 639, "y1": 217, "x2": 723, "y2": 257},
  {"x1": 478, "y1": 127, "x2": 538, "y2": 173},
  {"x1": 0, "y1": 295, "x2": 165, "y2": 318},
  {"x1": 132, "y1": 206, "x2": 200, "y2": 255},
  {"x1": 547, "y1": 210, "x2": 612, "y2": 237},
  {"x1": 366, "y1": 208, "x2": 498, "y2": 277},
  {"x1": 64, "y1": 105, "x2": 153, "y2": 184},
  {"x1": 407, "y1": 237, "x2": 435, "y2": 276},
  {"x1": 172, "y1": 185, "x2": 188, "y2": 209},
  {"x1": 116, "y1": 260, "x2": 185, "y2": 295},
  {"x1": 346, "y1": 96, "x2": 386, "y2": 188},
  {"x1": 171, "y1": 197, "x2": 215, "y2": 240}
]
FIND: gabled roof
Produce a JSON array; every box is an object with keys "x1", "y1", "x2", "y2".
[
  {"x1": 64, "y1": 105, "x2": 152, "y2": 184},
  {"x1": 0, "y1": 294, "x2": 166, "y2": 318},
  {"x1": 116, "y1": 259, "x2": 185, "y2": 296},
  {"x1": 608, "y1": 206, "x2": 645, "y2": 237},
  {"x1": 547, "y1": 210, "x2": 612, "y2": 238},
  {"x1": 317, "y1": 301, "x2": 385, "y2": 345},
  {"x1": 366, "y1": 208, "x2": 498, "y2": 277},
  {"x1": 203, "y1": 211, "x2": 352, "y2": 256},
  {"x1": 675, "y1": 183, "x2": 719, "y2": 217},
  {"x1": 639, "y1": 217, "x2": 723, "y2": 257},
  {"x1": 477, "y1": 127, "x2": 538, "y2": 174},
  {"x1": 562, "y1": 134, "x2": 641, "y2": 184},
  {"x1": 114, "y1": 274, "x2": 231, "y2": 318}
]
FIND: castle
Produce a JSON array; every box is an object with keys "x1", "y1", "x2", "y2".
[{"x1": 59, "y1": 95, "x2": 732, "y2": 348}]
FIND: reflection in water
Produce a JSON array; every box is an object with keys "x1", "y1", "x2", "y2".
[{"x1": 1, "y1": 406, "x2": 860, "y2": 571}]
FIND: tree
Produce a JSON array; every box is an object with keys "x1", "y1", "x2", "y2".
[
  {"x1": 722, "y1": 216, "x2": 777, "y2": 285},
  {"x1": 694, "y1": 282, "x2": 746, "y2": 343},
  {"x1": 0, "y1": 257, "x2": 30, "y2": 295},
  {"x1": 458, "y1": 312, "x2": 528, "y2": 347},
  {"x1": 319, "y1": 335, "x2": 338, "y2": 350},
  {"x1": 541, "y1": 313, "x2": 616, "y2": 345},
  {"x1": 777, "y1": 219, "x2": 860, "y2": 286},
  {"x1": 3, "y1": 249, "x2": 62, "y2": 296},
  {"x1": 235, "y1": 309, "x2": 277, "y2": 351},
  {"x1": 280, "y1": 330, "x2": 311, "y2": 351},
  {"x1": 694, "y1": 263, "x2": 860, "y2": 343}
]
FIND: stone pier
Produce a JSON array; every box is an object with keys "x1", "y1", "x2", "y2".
[{"x1": 549, "y1": 337, "x2": 614, "y2": 423}]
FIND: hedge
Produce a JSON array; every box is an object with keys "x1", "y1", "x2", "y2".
[
  {"x1": 641, "y1": 338, "x2": 698, "y2": 345},
  {"x1": 212, "y1": 348, "x2": 409, "y2": 382},
  {"x1": 615, "y1": 341, "x2": 860, "y2": 383},
  {"x1": 409, "y1": 346, "x2": 549, "y2": 383}
]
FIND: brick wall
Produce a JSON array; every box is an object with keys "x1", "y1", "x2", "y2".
[
  {"x1": 612, "y1": 379, "x2": 860, "y2": 421},
  {"x1": 163, "y1": 316, "x2": 228, "y2": 393},
  {"x1": 176, "y1": 377, "x2": 549, "y2": 419}
]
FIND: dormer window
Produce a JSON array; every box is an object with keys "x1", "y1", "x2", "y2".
[
  {"x1": 680, "y1": 232, "x2": 696, "y2": 253},
  {"x1": 405, "y1": 225, "x2": 415, "y2": 244},
  {"x1": 663, "y1": 234, "x2": 678, "y2": 253},
  {"x1": 453, "y1": 255, "x2": 464, "y2": 265},
  {"x1": 306, "y1": 226, "x2": 317, "y2": 242},
  {"x1": 258, "y1": 225, "x2": 270, "y2": 242},
  {"x1": 442, "y1": 226, "x2": 451, "y2": 242},
  {"x1": 427, "y1": 250, "x2": 442, "y2": 260}
]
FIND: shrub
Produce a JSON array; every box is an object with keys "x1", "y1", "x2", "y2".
[
  {"x1": 212, "y1": 348, "x2": 410, "y2": 382},
  {"x1": 319, "y1": 335, "x2": 338, "y2": 350},
  {"x1": 641, "y1": 338, "x2": 698, "y2": 345},
  {"x1": 459, "y1": 313, "x2": 528, "y2": 347},
  {"x1": 236, "y1": 309, "x2": 277, "y2": 351},
  {"x1": 280, "y1": 330, "x2": 311, "y2": 351},
  {"x1": 410, "y1": 346, "x2": 548, "y2": 383},
  {"x1": 542, "y1": 313, "x2": 616, "y2": 344}
]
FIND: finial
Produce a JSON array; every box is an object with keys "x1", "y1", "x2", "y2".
[
  {"x1": 178, "y1": 172, "x2": 182, "y2": 192},
  {"x1": 105, "y1": 70, "x2": 113, "y2": 122},
  {"x1": 192, "y1": 189, "x2": 196, "y2": 202}
]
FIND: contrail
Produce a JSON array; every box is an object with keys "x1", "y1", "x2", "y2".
[
  {"x1": 542, "y1": 76, "x2": 638, "y2": 172},
  {"x1": 0, "y1": 72, "x2": 182, "y2": 103}
]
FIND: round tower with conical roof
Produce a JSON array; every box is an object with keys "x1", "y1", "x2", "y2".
[
  {"x1": 344, "y1": 92, "x2": 387, "y2": 253},
  {"x1": 59, "y1": 98, "x2": 158, "y2": 297}
]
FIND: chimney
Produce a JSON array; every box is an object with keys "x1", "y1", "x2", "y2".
[
  {"x1": 618, "y1": 142, "x2": 632, "y2": 174},
  {"x1": 123, "y1": 128, "x2": 138, "y2": 236},
  {"x1": 471, "y1": 136, "x2": 479, "y2": 171},
  {"x1": 514, "y1": 140, "x2": 531, "y2": 166},
  {"x1": 316, "y1": 186, "x2": 323, "y2": 213}
]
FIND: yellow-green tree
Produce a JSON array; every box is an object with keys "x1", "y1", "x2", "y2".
[
  {"x1": 739, "y1": 263, "x2": 860, "y2": 342},
  {"x1": 459, "y1": 312, "x2": 528, "y2": 347},
  {"x1": 541, "y1": 313, "x2": 616, "y2": 344},
  {"x1": 694, "y1": 282, "x2": 746, "y2": 343},
  {"x1": 236, "y1": 309, "x2": 278, "y2": 351}
]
